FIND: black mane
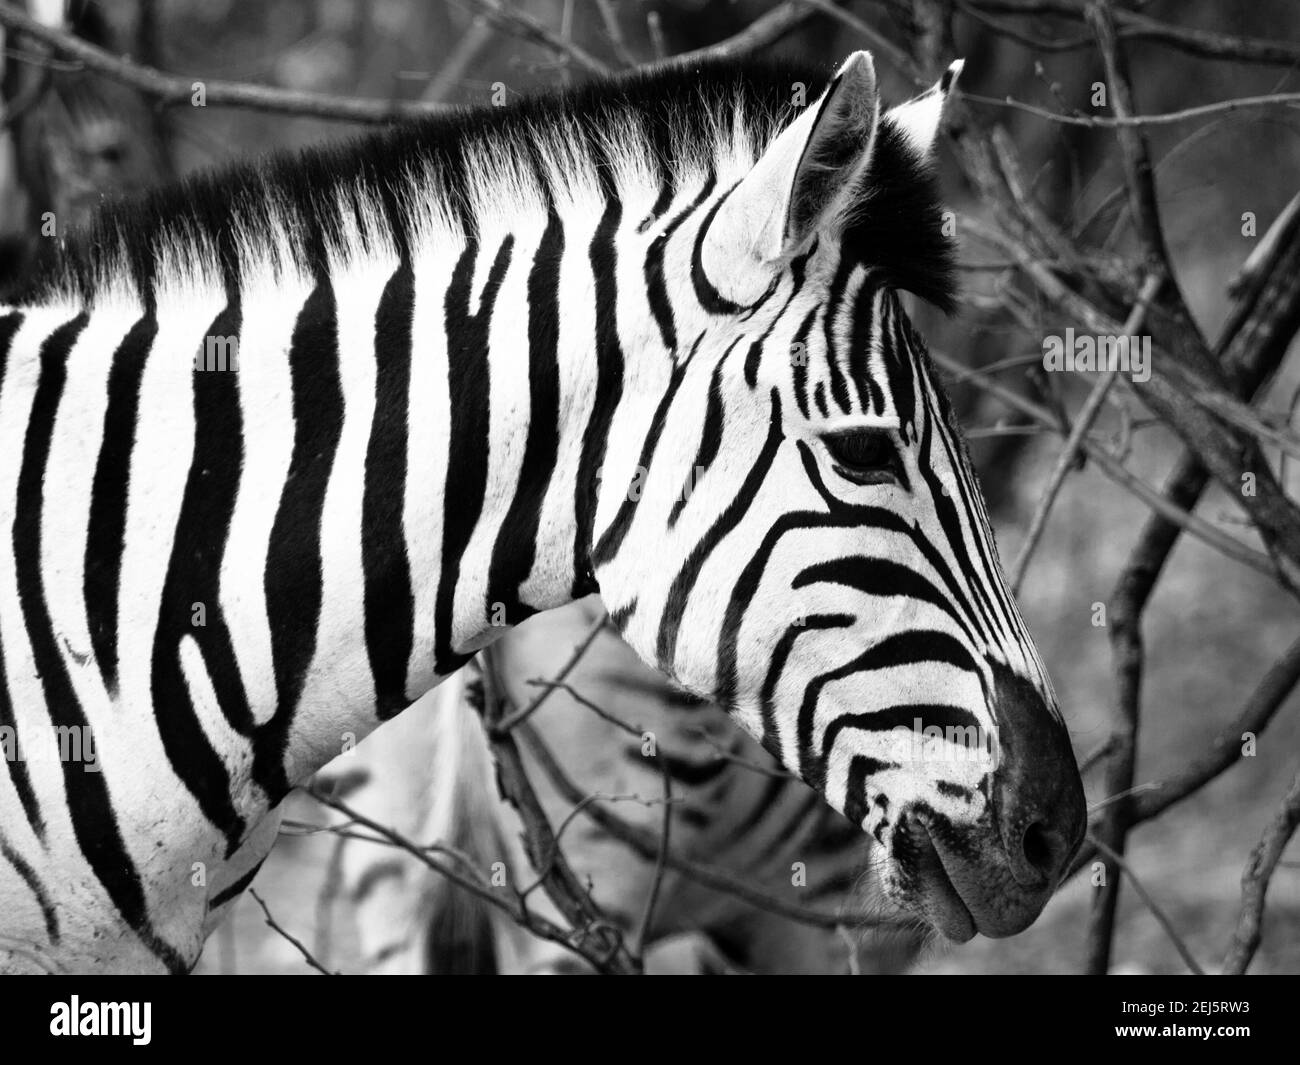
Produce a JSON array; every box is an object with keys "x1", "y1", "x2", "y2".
[{"x1": 14, "y1": 57, "x2": 956, "y2": 312}]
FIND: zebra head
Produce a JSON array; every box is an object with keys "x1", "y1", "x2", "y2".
[{"x1": 591, "y1": 54, "x2": 1085, "y2": 940}]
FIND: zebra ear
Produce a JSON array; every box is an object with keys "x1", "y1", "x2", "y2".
[
  {"x1": 780, "y1": 51, "x2": 880, "y2": 250},
  {"x1": 700, "y1": 51, "x2": 880, "y2": 301},
  {"x1": 882, "y1": 60, "x2": 965, "y2": 159}
]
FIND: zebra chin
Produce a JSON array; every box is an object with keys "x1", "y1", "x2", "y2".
[
  {"x1": 879, "y1": 697, "x2": 1086, "y2": 939},
  {"x1": 882, "y1": 808, "x2": 1054, "y2": 941}
]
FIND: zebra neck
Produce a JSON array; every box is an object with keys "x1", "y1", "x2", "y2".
[
  {"x1": 0, "y1": 173, "x2": 693, "y2": 809},
  {"x1": 410, "y1": 181, "x2": 695, "y2": 660},
  {"x1": 276, "y1": 182, "x2": 684, "y2": 778}
]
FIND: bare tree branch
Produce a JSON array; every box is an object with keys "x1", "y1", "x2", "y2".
[
  {"x1": 478, "y1": 648, "x2": 638, "y2": 974},
  {"x1": 306, "y1": 787, "x2": 613, "y2": 970},
  {"x1": 966, "y1": 90, "x2": 1300, "y2": 129},
  {"x1": 930, "y1": 350, "x2": 1279, "y2": 579},
  {"x1": 1086, "y1": 835, "x2": 1205, "y2": 975},
  {"x1": 248, "y1": 888, "x2": 336, "y2": 976},
  {"x1": 0, "y1": 1, "x2": 444, "y2": 123},
  {"x1": 1009, "y1": 273, "x2": 1162, "y2": 592},
  {"x1": 458, "y1": 0, "x2": 611, "y2": 75},
  {"x1": 964, "y1": 0, "x2": 1300, "y2": 67},
  {"x1": 632, "y1": 752, "x2": 674, "y2": 958},
  {"x1": 1222, "y1": 767, "x2": 1300, "y2": 974},
  {"x1": 515, "y1": 719, "x2": 878, "y2": 931},
  {"x1": 491, "y1": 610, "x2": 608, "y2": 735}
]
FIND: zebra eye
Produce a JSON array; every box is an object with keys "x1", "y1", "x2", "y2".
[{"x1": 822, "y1": 429, "x2": 899, "y2": 486}]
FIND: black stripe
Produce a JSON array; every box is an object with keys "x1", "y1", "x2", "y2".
[
  {"x1": 754, "y1": 789, "x2": 823, "y2": 863},
  {"x1": 804, "y1": 867, "x2": 865, "y2": 902},
  {"x1": 0, "y1": 310, "x2": 21, "y2": 371},
  {"x1": 879, "y1": 295, "x2": 914, "y2": 439},
  {"x1": 0, "y1": 311, "x2": 42, "y2": 840},
  {"x1": 623, "y1": 745, "x2": 730, "y2": 787},
  {"x1": 742, "y1": 242, "x2": 815, "y2": 388},
  {"x1": 793, "y1": 556, "x2": 979, "y2": 649},
  {"x1": 258, "y1": 282, "x2": 343, "y2": 800},
  {"x1": 608, "y1": 596, "x2": 638, "y2": 633},
  {"x1": 796, "y1": 439, "x2": 996, "y2": 648},
  {"x1": 207, "y1": 855, "x2": 267, "y2": 910},
  {"x1": 85, "y1": 313, "x2": 156, "y2": 698},
  {"x1": 16, "y1": 312, "x2": 185, "y2": 972},
  {"x1": 843, "y1": 755, "x2": 894, "y2": 826},
  {"x1": 794, "y1": 627, "x2": 979, "y2": 788},
  {"x1": 805, "y1": 807, "x2": 869, "y2": 853},
  {"x1": 0, "y1": 831, "x2": 58, "y2": 942},
  {"x1": 656, "y1": 389, "x2": 783, "y2": 674},
  {"x1": 668, "y1": 338, "x2": 740, "y2": 528},
  {"x1": 364, "y1": 261, "x2": 416, "y2": 719},
  {"x1": 151, "y1": 300, "x2": 250, "y2": 853},
  {"x1": 791, "y1": 306, "x2": 818, "y2": 419},
  {"x1": 821, "y1": 704, "x2": 983, "y2": 761},
  {"x1": 813, "y1": 379, "x2": 830, "y2": 418},
  {"x1": 822, "y1": 259, "x2": 854, "y2": 413},
  {"x1": 435, "y1": 237, "x2": 514, "y2": 672},
  {"x1": 591, "y1": 337, "x2": 698, "y2": 567},
  {"x1": 715, "y1": 507, "x2": 911, "y2": 710},
  {"x1": 915, "y1": 378, "x2": 1007, "y2": 646},
  {"x1": 730, "y1": 772, "x2": 788, "y2": 837},
  {"x1": 937, "y1": 780, "x2": 974, "y2": 801},
  {"x1": 645, "y1": 174, "x2": 715, "y2": 354},
  {"x1": 573, "y1": 198, "x2": 624, "y2": 597},
  {"x1": 637, "y1": 179, "x2": 674, "y2": 234},
  {"x1": 758, "y1": 614, "x2": 853, "y2": 761},
  {"x1": 850, "y1": 279, "x2": 883, "y2": 415},
  {"x1": 910, "y1": 333, "x2": 1002, "y2": 638},
  {"x1": 689, "y1": 182, "x2": 749, "y2": 315},
  {"x1": 927, "y1": 383, "x2": 1022, "y2": 647},
  {"x1": 486, "y1": 213, "x2": 564, "y2": 627}
]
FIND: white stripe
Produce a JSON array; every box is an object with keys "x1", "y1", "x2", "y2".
[
  {"x1": 222, "y1": 257, "x2": 313, "y2": 727},
  {"x1": 404, "y1": 228, "x2": 462, "y2": 697}
]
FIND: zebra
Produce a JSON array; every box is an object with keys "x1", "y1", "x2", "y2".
[
  {"x1": 316, "y1": 595, "x2": 927, "y2": 975},
  {"x1": 0, "y1": 50, "x2": 1085, "y2": 973}
]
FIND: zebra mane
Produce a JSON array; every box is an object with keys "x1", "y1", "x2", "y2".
[{"x1": 14, "y1": 57, "x2": 956, "y2": 312}]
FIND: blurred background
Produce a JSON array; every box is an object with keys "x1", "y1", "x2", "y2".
[{"x1": 1, "y1": 0, "x2": 1297, "y2": 974}]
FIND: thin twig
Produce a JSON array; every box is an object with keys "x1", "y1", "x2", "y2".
[
  {"x1": 422, "y1": 15, "x2": 495, "y2": 104},
  {"x1": 594, "y1": 0, "x2": 638, "y2": 67},
  {"x1": 1222, "y1": 768, "x2": 1300, "y2": 974},
  {"x1": 515, "y1": 719, "x2": 874, "y2": 930},
  {"x1": 633, "y1": 755, "x2": 673, "y2": 957},
  {"x1": 0, "y1": 1, "x2": 444, "y2": 123},
  {"x1": 478, "y1": 647, "x2": 637, "y2": 973},
  {"x1": 964, "y1": 1, "x2": 1300, "y2": 67},
  {"x1": 492, "y1": 609, "x2": 608, "y2": 734},
  {"x1": 459, "y1": 0, "x2": 610, "y2": 75},
  {"x1": 930, "y1": 350, "x2": 1278, "y2": 579},
  {"x1": 645, "y1": 10, "x2": 667, "y2": 61},
  {"x1": 965, "y1": 90, "x2": 1300, "y2": 129},
  {"x1": 798, "y1": 0, "x2": 921, "y2": 83},
  {"x1": 529, "y1": 677, "x2": 798, "y2": 780},
  {"x1": 1009, "y1": 273, "x2": 1162, "y2": 593},
  {"x1": 1086, "y1": 836, "x2": 1205, "y2": 975},
  {"x1": 307, "y1": 787, "x2": 605, "y2": 968},
  {"x1": 1128, "y1": 635, "x2": 1300, "y2": 827},
  {"x1": 1085, "y1": 0, "x2": 1171, "y2": 276},
  {"x1": 1184, "y1": 388, "x2": 1300, "y2": 461},
  {"x1": 248, "y1": 888, "x2": 336, "y2": 975}
]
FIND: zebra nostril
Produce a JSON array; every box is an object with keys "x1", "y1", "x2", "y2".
[
  {"x1": 986, "y1": 660, "x2": 1086, "y2": 888},
  {"x1": 1019, "y1": 819, "x2": 1065, "y2": 881}
]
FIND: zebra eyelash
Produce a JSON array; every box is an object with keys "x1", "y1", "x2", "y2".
[{"x1": 820, "y1": 427, "x2": 909, "y2": 489}]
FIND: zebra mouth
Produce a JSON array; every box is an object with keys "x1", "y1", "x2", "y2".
[{"x1": 906, "y1": 820, "x2": 976, "y2": 942}]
